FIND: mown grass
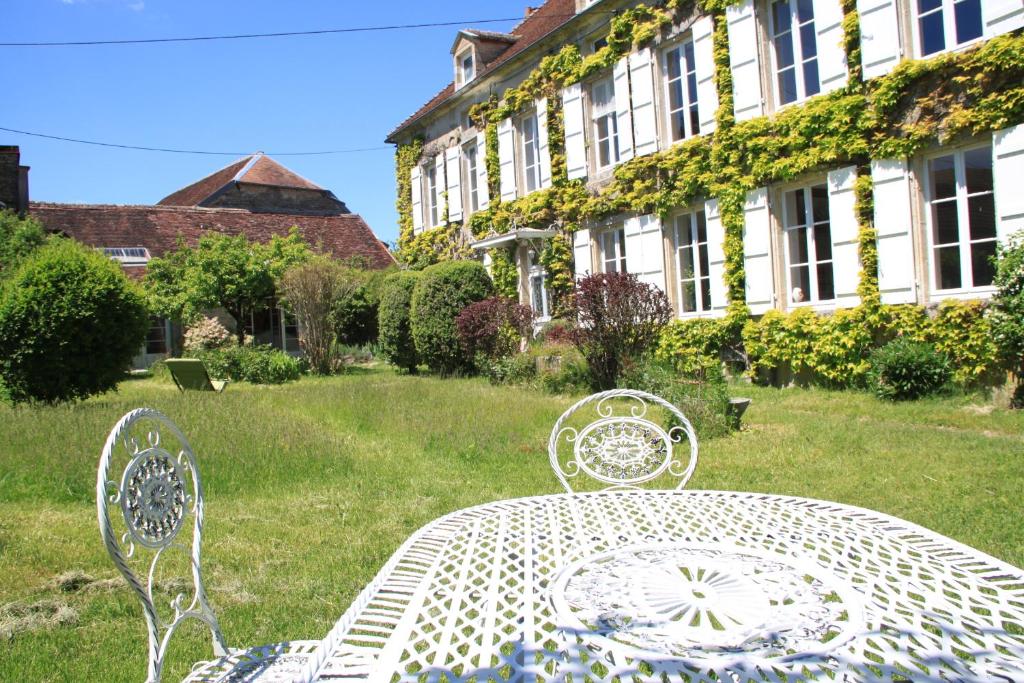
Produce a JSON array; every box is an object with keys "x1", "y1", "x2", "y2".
[{"x1": 0, "y1": 369, "x2": 1022, "y2": 681}]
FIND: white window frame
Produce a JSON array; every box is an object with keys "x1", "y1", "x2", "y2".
[
  {"x1": 527, "y1": 250, "x2": 552, "y2": 321},
  {"x1": 767, "y1": 0, "x2": 821, "y2": 107},
  {"x1": 599, "y1": 227, "x2": 628, "y2": 273},
  {"x1": 912, "y1": 0, "x2": 985, "y2": 58},
  {"x1": 671, "y1": 209, "x2": 713, "y2": 316},
  {"x1": 662, "y1": 36, "x2": 700, "y2": 144},
  {"x1": 520, "y1": 111, "x2": 542, "y2": 194},
  {"x1": 426, "y1": 163, "x2": 441, "y2": 228},
  {"x1": 456, "y1": 48, "x2": 476, "y2": 88},
  {"x1": 463, "y1": 140, "x2": 480, "y2": 214},
  {"x1": 590, "y1": 76, "x2": 620, "y2": 171},
  {"x1": 923, "y1": 142, "x2": 998, "y2": 296},
  {"x1": 781, "y1": 182, "x2": 835, "y2": 306}
]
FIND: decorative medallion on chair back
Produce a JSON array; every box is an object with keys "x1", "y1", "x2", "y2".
[
  {"x1": 96, "y1": 408, "x2": 228, "y2": 683},
  {"x1": 548, "y1": 389, "x2": 699, "y2": 492}
]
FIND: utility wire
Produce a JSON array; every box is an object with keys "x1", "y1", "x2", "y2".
[
  {"x1": 0, "y1": 13, "x2": 606, "y2": 47},
  {"x1": 0, "y1": 125, "x2": 390, "y2": 156}
]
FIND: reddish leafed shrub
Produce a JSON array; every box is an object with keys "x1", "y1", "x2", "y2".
[
  {"x1": 456, "y1": 296, "x2": 534, "y2": 362},
  {"x1": 568, "y1": 272, "x2": 673, "y2": 390}
]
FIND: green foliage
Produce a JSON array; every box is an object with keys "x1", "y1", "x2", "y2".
[
  {"x1": 334, "y1": 267, "x2": 395, "y2": 346},
  {"x1": 146, "y1": 230, "x2": 311, "y2": 343},
  {"x1": 489, "y1": 247, "x2": 519, "y2": 299},
  {"x1": 183, "y1": 316, "x2": 234, "y2": 354},
  {"x1": 868, "y1": 338, "x2": 952, "y2": 401},
  {"x1": 990, "y1": 232, "x2": 1024, "y2": 405},
  {"x1": 0, "y1": 239, "x2": 150, "y2": 404},
  {"x1": 198, "y1": 345, "x2": 303, "y2": 385},
  {"x1": 619, "y1": 356, "x2": 733, "y2": 439},
  {"x1": 378, "y1": 271, "x2": 422, "y2": 373},
  {"x1": 0, "y1": 210, "x2": 47, "y2": 278},
  {"x1": 394, "y1": 136, "x2": 425, "y2": 263},
  {"x1": 655, "y1": 317, "x2": 734, "y2": 376},
  {"x1": 411, "y1": 260, "x2": 493, "y2": 375}
]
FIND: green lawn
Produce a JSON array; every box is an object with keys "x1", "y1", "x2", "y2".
[{"x1": 1, "y1": 369, "x2": 1022, "y2": 681}]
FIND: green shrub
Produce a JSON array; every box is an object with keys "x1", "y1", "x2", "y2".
[
  {"x1": 335, "y1": 267, "x2": 393, "y2": 346},
  {"x1": 991, "y1": 232, "x2": 1024, "y2": 406},
  {"x1": 619, "y1": 357, "x2": 733, "y2": 439},
  {"x1": 536, "y1": 346, "x2": 590, "y2": 395},
  {"x1": 867, "y1": 338, "x2": 952, "y2": 401},
  {"x1": 656, "y1": 317, "x2": 733, "y2": 376},
  {"x1": 198, "y1": 345, "x2": 303, "y2": 385},
  {"x1": 0, "y1": 210, "x2": 47, "y2": 278},
  {"x1": 0, "y1": 239, "x2": 150, "y2": 404},
  {"x1": 410, "y1": 261, "x2": 493, "y2": 376},
  {"x1": 483, "y1": 353, "x2": 537, "y2": 385},
  {"x1": 378, "y1": 271, "x2": 422, "y2": 373}
]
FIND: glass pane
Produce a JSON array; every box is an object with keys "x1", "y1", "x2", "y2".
[
  {"x1": 699, "y1": 243, "x2": 710, "y2": 276},
  {"x1": 696, "y1": 211, "x2": 708, "y2": 242},
  {"x1": 679, "y1": 243, "x2": 696, "y2": 279},
  {"x1": 936, "y1": 245, "x2": 962, "y2": 289},
  {"x1": 669, "y1": 78, "x2": 684, "y2": 113},
  {"x1": 811, "y1": 185, "x2": 829, "y2": 223},
  {"x1": 689, "y1": 106, "x2": 700, "y2": 139},
  {"x1": 803, "y1": 59, "x2": 820, "y2": 96},
  {"x1": 933, "y1": 201, "x2": 960, "y2": 244},
  {"x1": 817, "y1": 263, "x2": 835, "y2": 301},
  {"x1": 699, "y1": 277, "x2": 712, "y2": 311},
  {"x1": 918, "y1": 0, "x2": 941, "y2": 11},
  {"x1": 531, "y1": 276, "x2": 544, "y2": 312},
  {"x1": 919, "y1": 11, "x2": 945, "y2": 56},
  {"x1": 609, "y1": 114, "x2": 620, "y2": 163},
  {"x1": 970, "y1": 239, "x2": 996, "y2": 287},
  {"x1": 800, "y1": 23, "x2": 817, "y2": 60},
  {"x1": 677, "y1": 216, "x2": 694, "y2": 245},
  {"x1": 814, "y1": 223, "x2": 833, "y2": 261},
  {"x1": 968, "y1": 194, "x2": 996, "y2": 240},
  {"x1": 683, "y1": 41, "x2": 696, "y2": 72},
  {"x1": 796, "y1": 0, "x2": 814, "y2": 23},
  {"x1": 788, "y1": 227, "x2": 809, "y2": 264},
  {"x1": 954, "y1": 0, "x2": 983, "y2": 45},
  {"x1": 964, "y1": 146, "x2": 993, "y2": 194},
  {"x1": 778, "y1": 67, "x2": 798, "y2": 105},
  {"x1": 686, "y1": 71, "x2": 699, "y2": 104},
  {"x1": 673, "y1": 111, "x2": 687, "y2": 141},
  {"x1": 773, "y1": 1, "x2": 792, "y2": 33},
  {"x1": 790, "y1": 265, "x2": 811, "y2": 302},
  {"x1": 775, "y1": 32, "x2": 795, "y2": 68},
  {"x1": 681, "y1": 281, "x2": 697, "y2": 312},
  {"x1": 667, "y1": 48, "x2": 682, "y2": 81},
  {"x1": 929, "y1": 155, "x2": 956, "y2": 199}
]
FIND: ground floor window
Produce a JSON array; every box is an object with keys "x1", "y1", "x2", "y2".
[
  {"x1": 782, "y1": 183, "x2": 834, "y2": 304},
  {"x1": 527, "y1": 250, "x2": 551, "y2": 320},
  {"x1": 145, "y1": 317, "x2": 168, "y2": 355},
  {"x1": 599, "y1": 227, "x2": 627, "y2": 273},
  {"x1": 672, "y1": 210, "x2": 711, "y2": 314}
]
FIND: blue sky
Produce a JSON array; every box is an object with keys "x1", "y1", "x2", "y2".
[{"x1": 1, "y1": 0, "x2": 534, "y2": 246}]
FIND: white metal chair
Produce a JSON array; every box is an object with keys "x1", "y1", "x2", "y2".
[
  {"x1": 96, "y1": 408, "x2": 319, "y2": 682},
  {"x1": 548, "y1": 389, "x2": 699, "y2": 492}
]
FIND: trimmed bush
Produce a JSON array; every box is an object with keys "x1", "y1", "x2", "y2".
[
  {"x1": 456, "y1": 296, "x2": 533, "y2": 365},
  {"x1": 867, "y1": 338, "x2": 952, "y2": 401},
  {"x1": 378, "y1": 271, "x2": 422, "y2": 373},
  {"x1": 198, "y1": 345, "x2": 303, "y2": 385},
  {"x1": 410, "y1": 261, "x2": 493, "y2": 376},
  {"x1": 619, "y1": 357, "x2": 732, "y2": 439},
  {"x1": 991, "y1": 232, "x2": 1024, "y2": 406},
  {"x1": 335, "y1": 268, "x2": 393, "y2": 346},
  {"x1": 0, "y1": 239, "x2": 150, "y2": 404}
]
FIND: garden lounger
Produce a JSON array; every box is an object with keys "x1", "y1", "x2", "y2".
[{"x1": 164, "y1": 358, "x2": 228, "y2": 392}]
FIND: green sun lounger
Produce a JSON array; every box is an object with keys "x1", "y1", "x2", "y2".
[{"x1": 164, "y1": 358, "x2": 229, "y2": 393}]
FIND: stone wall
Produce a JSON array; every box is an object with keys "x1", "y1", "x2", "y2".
[{"x1": 204, "y1": 183, "x2": 349, "y2": 215}]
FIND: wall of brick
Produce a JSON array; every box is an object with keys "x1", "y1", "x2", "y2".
[{"x1": 0, "y1": 146, "x2": 22, "y2": 212}]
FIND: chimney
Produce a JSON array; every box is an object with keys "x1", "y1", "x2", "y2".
[
  {"x1": 0, "y1": 146, "x2": 29, "y2": 215},
  {"x1": 524, "y1": 6, "x2": 537, "y2": 19}
]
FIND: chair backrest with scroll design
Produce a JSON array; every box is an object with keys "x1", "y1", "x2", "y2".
[
  {"x1": 96, "y1": 408, "x2": 228, "y2": 683},
  {"x1": 548, "y1": 389, "x2": 699, "y2": 492}
]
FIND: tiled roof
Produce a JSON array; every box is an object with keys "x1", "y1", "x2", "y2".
[
  {"x1": 157, "y1": 153, "x2": 324, "y2": 207},
  {"x1": 29, "y1": 202, "x2": 395, "y2": 271},
  {"x1": 387, "y1": 0, "x2": 577, "y2": 141}
]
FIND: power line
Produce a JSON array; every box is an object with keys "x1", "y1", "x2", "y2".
[
  {"x1": 0, "y1": 14, "x2": 601, "y2": 47},
  {"x1": 0, "y1": 126, "x2": 391, "y2": 156}
]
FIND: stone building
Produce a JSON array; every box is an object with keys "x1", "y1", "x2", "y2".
[{"x1": 388, "y1": 0, "x2": 1024, "y2": 325}]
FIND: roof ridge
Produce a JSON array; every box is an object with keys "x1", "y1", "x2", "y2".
[{"x1": 232, "y1": 152, "x2": 264, "y2": 182}]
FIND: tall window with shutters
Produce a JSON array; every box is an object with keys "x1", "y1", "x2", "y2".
[
  {"x1": 528, "y1": 250, "x2": 552, "y2": 320},
  {"x1": 426, "y1": 163, "x2": 441, "y2": 228},
  {"x1": 463, "y1": 141, "x2": 480, "y2": 214},
  {"x1": 768, "y1": 0, "x2": 821, "y2": 105},
  {"x1": 663, "y1": 38, "x2": 700, "y2": 143},
  {"x1": 782, "y1": 184, "x2": 834, "y2": 304},
  {"x1": 590, "y1": 77, "x2": 620, "y2": 170},
  {"x1": 914, "y1": 0, "x2": 983, "y2": 57},
  {"x1": 926, "y1": 144, "x2": 996, "y2": 292},
  {"x1": 672, "y1": 210, "x2": 712, "y2": 314},
  {"x1": 599, "y1": 227, "x2": 628, "y2": 273},
  {"x1": 521, "y1": 112, "x2": 542, "y2": 193}
]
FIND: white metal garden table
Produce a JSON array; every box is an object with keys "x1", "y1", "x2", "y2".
[{"x1": 302, "y1": 490, "x2": 1024, "y2": 682}]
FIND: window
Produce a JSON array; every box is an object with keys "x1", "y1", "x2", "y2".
[
  {"x1": 145, "y1": 317, "x2": 168, "y2": 355},
  {"x1": 672, "y1": 210, "x2": 712, "y2": 314},
  {"x1": 915, "y1": 0, "x2": 983, "y2": 57},
  {"x1": 927, "y1": 145, "x2": 996, "y2": 291},
  {"x1": 782, "y1": 184, "x2": 834, "y2": 304},
  {"x1": 464, "y1": 142, "x2": 480, "y2": 213},
  {"x1": 426, "y1": 163, "x2": 440, "y2": 227},
  {"x1": 521, "y1": 112, "x2": 542, "y2": 193},
  {"x1": 769, "y1": 0, "x2": 820, "y2": 105},
  {"x1": 528, "y1": 250, "x2": 551, "y2": 320},
  {"x1": 456, "y1": 49, "x2": 475, "y2": 88},
  {"x1": 599, "y1": 228, "x2": 627, "y2": 273},
  {"x1": 664, "y1": 39, "x2": 700, "y2": 143},
  {"x1": 591, "y1": 77, "x2": 620, "y2": 170},
  {"x1": 282, "y1": 310, "x2": 300, "y2": 353},
  {"x1": 103, "y1": 247, "x2": 150, "y2": 266}
]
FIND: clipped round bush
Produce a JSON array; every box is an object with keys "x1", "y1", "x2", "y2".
[
  {"x1": 410, "y1": 261, "x2": 493, "y2": 375},
  {"x1": 868, "y1": 338, "x2": 952, "y2": 401},
  {"x1": 0, "y1": 239, "x2": 150, "y2": 404},
  {"x1": 378, "y1": 271, "x2": 422, "y2": 373}
]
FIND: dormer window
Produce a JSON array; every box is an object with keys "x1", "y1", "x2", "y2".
[{"x1": 456, "y1": 48, "x2": 476, "y2": 89}]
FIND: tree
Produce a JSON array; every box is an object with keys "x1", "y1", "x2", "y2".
[
  {"x1": 410, "y1": 261, "x2": 493, "y2": 376},
  {"x1": 378, "y1": 271, "x2": 421, "y2": 373},
  {"x1": 991, "y1": 231, "x2": 1024, "y2": 407},
  {"x1": 0, "y1": 210, "x2": 47, "y2": 277},
  {"x1": 146, "y1": 230, "x2": 310, "y2": 344},
  {"x1": 0, "y1": 238, "x2": 150, "y2": 404}
]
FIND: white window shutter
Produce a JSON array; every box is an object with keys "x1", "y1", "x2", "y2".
[
  {"x1": 536, "y1": 98, "x2": 553, "y2": 189},
  {"x1": 743, "y1": 188, "x2": 775, "y2": 314},
  {"x1": 813, "y1": 0, "x2": 848, "y2": 94},
  {"x1": 871, "y1": 159, "x2": 917, "y2": 304},
  {"x1": 445, "y1": 147, "x2": 463, "y2": 223},
  {"x1": 476, "y1": 131, "x2": 490, "y2": 210},
  {"x1": 984, "y1": 0, "x2": 1024, "y2": 39},
  {"x1": 692, "y1": 17, "x2": 719, "y2": 135},
  {"x1": 434, "y1": 153, "x2": 447, "y2": 226},
  {"x1": 857, "y1": 0, "x2": 902, "y2": 79},
  {"x1": 410, "y1": 166, "x2": 423, "y2": 235},
  {"x1": 827, "y1": 166, "x2": 861, "y2": 308},
  {"x1": 573, "y1": 228, "x2": 592, "y2": 278},
  {"x1": 624, "y1": 214, "x2": 668, "y2": 293},
  {"x1": 613, "y1": 56, "x2": 636, "y2": 163},
  {"x1": 497, "y1": 117, "x2": 517, "y2": 202},
  {"x1": 562, "y1": 84, "x2": 588, "y2": 180},
  {"x1": 628, "y1": 48, "x2": 659, "y2": 157},
  {"x1": 727, "y1": 0, "x2": 764, "y2": 121},
  {"x1": 994, "y1": 124, "x2": 1024, "y2": 245},
  {"x1": 704, "y1": 199, "x2": 729, "y2": 314}
]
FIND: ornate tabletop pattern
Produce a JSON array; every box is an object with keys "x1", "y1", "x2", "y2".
[{"x1": 309, "y1": 491, "x2": 1024, "y2": 682}]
